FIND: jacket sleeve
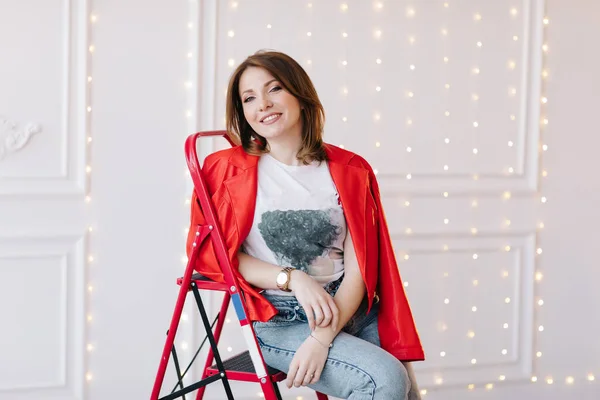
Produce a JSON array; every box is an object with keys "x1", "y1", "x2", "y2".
[
  {"x1": 185, "y1": 156, "x2": 228, "y2": 282},
  {"x1": 366, "y1": 162, "x2": 425, "y2": 361}
]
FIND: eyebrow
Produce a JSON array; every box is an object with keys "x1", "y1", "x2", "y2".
[{"x1": 241, "y1": 79, "x2": 279, "y2": 96}]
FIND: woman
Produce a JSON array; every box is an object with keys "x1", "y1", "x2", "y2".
[{"x1": 187, "y1": 50, "x2": 424, "y2": 399}]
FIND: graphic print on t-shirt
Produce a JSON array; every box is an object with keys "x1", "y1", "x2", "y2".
[{"x1": 258, "y1": 207, "x2": 344, "y2": 276}]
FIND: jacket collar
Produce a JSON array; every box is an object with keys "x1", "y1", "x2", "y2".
[{"x1": 222, "y1": 144, "x2": 369, "y2": 248}]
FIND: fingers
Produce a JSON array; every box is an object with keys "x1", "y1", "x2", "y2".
[
  {"x1": 318, "y1": 298, "x2": 332, "y2": 327},
  {"x1": 329, "y1": 297, "x2": 339, "y2": 331},
  {"x1": 305, "y1": 302, "x2": 315, "y2": 331},
  {"x1": 313, "y1": 303, "x2": 324, "y2": 327},
  {"x1": 310, "y1": 366, "x2": 323, "y2": 384},
  {"x1": 286, "y1": 362, "x2": 299, "y2": 389},
  {"x1": 294, "y1": 365, "x2": 308, "y2": 388},
  {"x1": 302, "y1": 369, "x2": 315, "y2": 386}
]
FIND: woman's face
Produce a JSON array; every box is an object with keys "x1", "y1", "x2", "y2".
[{"x1": 238, "y1": 66, "x2": 303, "y2": 143}]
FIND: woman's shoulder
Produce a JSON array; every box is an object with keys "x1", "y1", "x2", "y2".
[
  {"x1": 203, "y1": 145, "x2": 258, "y2": 170},
  {"x1": 324, "y1": 142, "x2": 374, "y2": 173}
]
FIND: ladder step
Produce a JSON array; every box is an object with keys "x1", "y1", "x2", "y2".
[{"x1": 206, "y1": 351, "x2": 285, "y2": 382}]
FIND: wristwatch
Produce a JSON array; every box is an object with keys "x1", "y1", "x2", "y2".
[{"x1": 276, "y1": 267, "x2": 294, "y2": 292}]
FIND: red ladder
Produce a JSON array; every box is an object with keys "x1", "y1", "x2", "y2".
[{"x1": 150, "y1": 131, "x2": 329, "y2": 400}]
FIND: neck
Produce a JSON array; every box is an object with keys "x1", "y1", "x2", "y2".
[{"x1": 265, "y1": 130, "x2": 303, "y2": 166}]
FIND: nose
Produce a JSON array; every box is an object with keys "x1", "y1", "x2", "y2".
[{"x1": 258, "y1": 97, "x2": 272, "y2": 112}]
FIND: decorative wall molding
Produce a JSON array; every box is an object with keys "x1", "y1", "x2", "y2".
[{"x1": 0, "y1": 116, "x2": 42, "y2": 162}]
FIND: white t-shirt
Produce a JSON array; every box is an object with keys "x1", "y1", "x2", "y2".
[{"x1": 241, "y1": 153, "x2": 347, "y2": 296}]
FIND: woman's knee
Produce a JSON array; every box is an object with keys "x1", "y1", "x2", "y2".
[{"x1": 371, "y1": 358, "x2": 410, "y2": 398}]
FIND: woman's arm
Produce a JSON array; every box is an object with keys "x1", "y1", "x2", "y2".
[
  {"x1": 311, "y1": 228, "x2": 365, "y2": 343},
  {"x1": 237, "y1": 251, "x2": 340, "y2": 331},
  {"x1": 237, "y1": 251, "x2": 288, "y2": 290}
]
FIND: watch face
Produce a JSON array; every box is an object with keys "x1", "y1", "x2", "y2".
[{"x1": 276, "y1": 272, "x2": 287, "y2": 285}]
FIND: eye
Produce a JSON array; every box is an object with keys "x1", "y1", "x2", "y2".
[
  {"x1": 270, "y1": 85, "x2": 282, "y2": 92},
  {"x1": 243, "y1": 96, "x2": 255, "y2": 103}
]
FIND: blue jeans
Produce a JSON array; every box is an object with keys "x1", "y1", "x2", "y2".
[{"x1": 252, "y1": 294, "x2": 410, "y2": 400}]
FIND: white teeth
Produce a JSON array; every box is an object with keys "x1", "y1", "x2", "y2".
[{"x1": 262, "y1": 114, "x2": 280, "y2": 123}]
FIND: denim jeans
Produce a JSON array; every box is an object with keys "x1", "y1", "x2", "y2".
[{"x1": 252, "y1": 294, "x2": 410, "y2": 400}]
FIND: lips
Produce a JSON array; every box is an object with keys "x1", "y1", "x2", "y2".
[{"x1": 260, "y1": 113, "x2": 282, "y2": 123}]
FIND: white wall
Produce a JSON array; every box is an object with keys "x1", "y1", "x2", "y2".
[{"x1": 1, "y1": 0, "x2": 599, "y2": 399}]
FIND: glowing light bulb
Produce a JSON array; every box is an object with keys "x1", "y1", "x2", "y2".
[
  {"x1": 440, "y1": 351, "x2": 446, "y2": 357},
  {"x1": 566, "y1": 376, "x2": 574, "y2": 384},
  {"x1": 473, "y1": 253, "x2": 478, "y2": 259},
  {"x1": 471, "y1": 358, "x2": 477, "y2": 364},
  {"x1": 538, "y1": 299, "x2": 544, "y2": 306},
  {"x1": 538, "y1": 325, "x2": 544, "y2": 332},
  {"x1": 473, "y1": 148, "x2": 478, "y2": 154},
  {"x1": 505, "y1": 297, "x2": 511, "y2": 303},
  {"x1": 503, "y1": 323, "x2": 509, "y2": 329},
  {"x1": 537, "y1": 351, "x2": 542, "y2": 357},
  {"x1": 444, "y1": 298, "x2": 450, "y2": 304},
  {"x1": 227, "y1": 30, "x2": 235, "y2": 37},
  {"x1": 501, "y1": 349, "x2": 508, "y2": 355},
  {"x1": 588, "y1": 374, "x2": 595, "y2": 381},
  {"x1": 473, "y1": 279, "x2": 478, "y2": 286},
  {"x1": 406, "y1": 7, "x2": 415, "y2": 17},
  {"x1": 467, "y1": 330, "x2": 475, "y2": 338},
  {"x1": 536, "y1": 271, "x2": 543, "y2": 281},
  {"x1": 532, "y1": 376, "x2": 538, "y2": 382}
]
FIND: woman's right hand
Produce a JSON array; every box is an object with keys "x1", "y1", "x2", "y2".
[{"x1": 289, "y1": 270, "x2": 339, "y2": 331}]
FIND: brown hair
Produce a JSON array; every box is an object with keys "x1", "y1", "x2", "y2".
[{"x1": 225, "y1": 50, "x2": 327, "y2": 165}]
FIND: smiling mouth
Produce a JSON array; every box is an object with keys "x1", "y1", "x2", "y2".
[{"x1": 261, "y1": 113, "x2": 282, "y2": 124}]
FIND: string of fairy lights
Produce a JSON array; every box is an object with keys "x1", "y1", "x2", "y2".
[{"x1": 85, "y1": 7, "x2": 97, "y2": 390}]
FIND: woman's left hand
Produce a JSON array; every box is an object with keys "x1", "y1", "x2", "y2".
[{"x1": 286, "y1": 334, "x2": 329, "y2": 388}]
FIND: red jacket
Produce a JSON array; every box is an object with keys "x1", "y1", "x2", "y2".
[{"x1": 186, "y1": 144, "x2": 425, "y2": 362}]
